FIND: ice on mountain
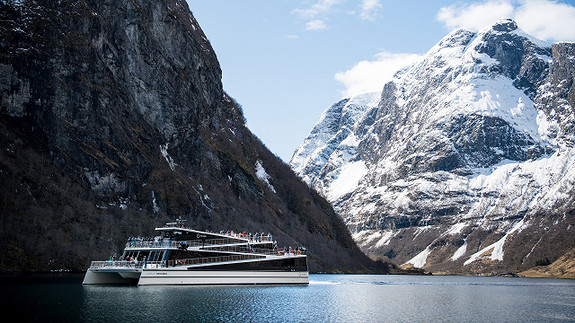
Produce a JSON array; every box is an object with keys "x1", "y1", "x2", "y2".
[{"x1": 255, "y1": 160, "x2": 276, "y2": 193}]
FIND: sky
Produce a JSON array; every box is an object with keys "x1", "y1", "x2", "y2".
[{"x1": 187, "y1": 0, "x2": 575, "y2": 162}]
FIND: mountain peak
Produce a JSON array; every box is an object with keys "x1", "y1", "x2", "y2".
[{"x1": 491, "y1": 18, "x2": 518, "y2": 32}]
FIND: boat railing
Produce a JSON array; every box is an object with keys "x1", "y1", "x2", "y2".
[
  {"x1": 125, "y1": 237, "x2": 274, "y2": 249},
  {"x1": 89, "y1": 251, "x2": 305, "y2": 270},
  {"x1": 89, "y1": 254, "x2": 264, "y2": 270},
  {"x1": 202, "y1": 245, "x2": 290, "y2": 256},
  {"x1": 89, "y1": 260, "x2": 151, "y2": 269},
  {"x1": 125, "y1": 240, "x2": 178, "y2": 249}
]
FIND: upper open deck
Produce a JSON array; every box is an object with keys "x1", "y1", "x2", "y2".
[
  {"x1": 124, "y1": 220, "x2": 276, "y2": 252},
  {"x1": 154, "y1": 220, "x2": 274, "y2": 243}
]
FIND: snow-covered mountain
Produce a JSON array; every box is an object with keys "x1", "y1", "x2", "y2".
[{"x1": 291, "y1": 19, "x2": 575, "y2": 275}]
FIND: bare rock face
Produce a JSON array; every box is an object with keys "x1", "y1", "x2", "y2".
[
  {"x1": 537, "y1": 42, "x2": 575, "y2": 142},
  {"x1": 291, "y1": 19, "x2": 575, "y2": 275},
  {"x1": 0, "y1": 0, "x2": 382, "y2": 273}
]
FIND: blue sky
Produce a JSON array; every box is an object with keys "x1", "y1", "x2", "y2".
[{"x1": 187, "y1": 0, "x2": 575, "y2": 162}]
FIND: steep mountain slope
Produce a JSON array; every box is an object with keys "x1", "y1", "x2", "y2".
[
  {"x1": 0, "y1": 0, "x2": 385, "y2": 273},
  {"x1": 291, "y1": 19, "x2": 575, "y2": 275},
  {"x1": 291, "y1": 92, "x2": 380, "y2": 201}
]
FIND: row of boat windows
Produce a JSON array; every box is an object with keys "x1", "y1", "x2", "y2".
[
  {"x1": 186, "y1": 257, "x2": 308, "y2": 272},
  {"x1": 122, "y1": 250, "x2": 165, "y2": 262},
  {"x1": 121, "y1": 250, "x2": 240, "y2": 262}
]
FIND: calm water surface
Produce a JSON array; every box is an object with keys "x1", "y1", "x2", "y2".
[{"x1": 2, "y1": 274, "x2": 574, "y2": 322}]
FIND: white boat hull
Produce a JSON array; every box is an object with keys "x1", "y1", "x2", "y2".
[
  {"x1": 83, "y1": 268, "x2": 142, "y2": 285},
  {"x1": 138, "y1": 269, "x2": 309, "y2": 286},
  {"x1": 83, "y1": 267, "x2": 309, "y2": 286}
]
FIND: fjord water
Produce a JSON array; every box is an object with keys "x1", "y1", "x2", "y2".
[{"x1": 3, "y1": 274, "x2": 574, "y2": 322}]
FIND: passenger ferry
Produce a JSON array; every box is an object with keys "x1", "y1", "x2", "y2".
[{"x1": 83, "y1": 220, "x2": 309, "y2": 285}]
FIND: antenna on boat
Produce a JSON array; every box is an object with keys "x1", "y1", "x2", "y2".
[
  {"x1": 166, "y1": 217, "x2": 187, "y2": 228},
  {"x1": 176, "y1": 217, "x2": 187, "y2": 227}
]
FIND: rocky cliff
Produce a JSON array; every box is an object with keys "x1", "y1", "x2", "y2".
[
  {"x1": 0, "y1": 0, "x2": 385, "y2": 273},
  {"x1": 291, "y1": 19, "x2": 575, "y2": 276}
]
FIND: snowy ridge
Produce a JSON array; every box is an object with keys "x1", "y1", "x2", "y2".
[
  {"x1": 290, "y1": 92, "x2": 380, "y2": 195},
  {"x1": 291, "y1": 19, "x2": 575, "y2": 274}
]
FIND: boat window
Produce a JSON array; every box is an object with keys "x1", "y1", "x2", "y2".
[
  {"x1": 137, "y1": 251, "x2": 150, "y2": 261},
  {"x1": 148, "y1": 251, "x2": 163, "y2": 262},
  {"x1": 123, "y1": 251, "x2": 137, "y2": 260},
  {"x1": 162, "y1": 250, "x2": 169, "y2": 261}
]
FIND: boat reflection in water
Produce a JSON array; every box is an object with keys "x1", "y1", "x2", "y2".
[{"x1": 83, "y1": 220, "x2": 308, "y2": 285}]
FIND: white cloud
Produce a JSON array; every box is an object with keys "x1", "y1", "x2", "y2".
[
  {"x1": 293, "y1": 0, "x2": 340, "y2": 31},
  {"x1": 515, "y1": 0, "x2": 575, "y2": 41},
  {"x1": 294, "y1": 0, "x2": 384, "y2": 31},
  {"x1": 293, "y1": 0, "x2": 341, "y2": 19},
  {"x1": 306, "y1": 19, "x2": 328, "y2": 31},
  {"x1": 359, "y1": 0, "x2": 383, "y2": 21},
  {"x1": 436, "y1": 1, "x2": 514, "y2": 32},
  {"x1": 335, "y1": 51, "x2": 422, "y2": 98},
  {"x1": 437, "y1": 0, "x2": 575, "y2": 42}
]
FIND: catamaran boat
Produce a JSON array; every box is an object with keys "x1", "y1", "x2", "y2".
[{"x1": 83, "y1": 220, "x2": 309, "y2": 285}]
